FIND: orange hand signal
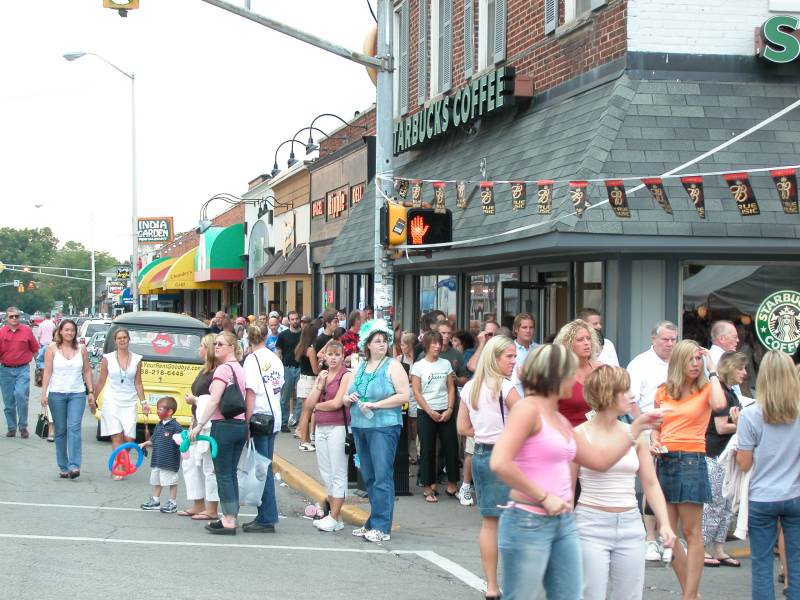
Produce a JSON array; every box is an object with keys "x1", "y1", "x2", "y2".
[{"x1": 409, "y1": 215, "x2": 430, "y2": 245}]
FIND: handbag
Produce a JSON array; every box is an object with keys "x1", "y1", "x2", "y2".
[
  {"x1": 219, "y1": 364, "x2": 246, "y2": 419},
  {"x1": 35, "y1": 412, "x2": 49, "y2": 439},
  {"x1": 250, "y1": 353, "x2": 276, "y2": 436},
  {"x1": 341, "y1": 404, "x2": 355, "y2": 455}
]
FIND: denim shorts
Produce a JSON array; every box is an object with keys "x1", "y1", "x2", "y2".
[
  {"x1": 472, "y1": 443, "x2": 510, "y2": 517},
  {"x1": 657, "y1": 451, "x2": 711, "y2": 504}
]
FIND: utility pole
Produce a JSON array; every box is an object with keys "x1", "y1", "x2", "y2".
[{"x1": 199, "y1": 0, "x2": 394, "y2": 322}]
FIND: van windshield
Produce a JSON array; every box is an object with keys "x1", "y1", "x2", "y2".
[{"x1": 117, "y1": 327, "x2": 204, "y2": 363}]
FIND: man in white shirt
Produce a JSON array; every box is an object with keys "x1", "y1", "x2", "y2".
[
  {"x1": 627, "y1": 319, "x2": 678, "y2": 562},
  {"x1": 578, "y1": 308, "x2": 619, "y2": 367},
  {"x1": 36, "y1": 314, "x2": 56, "y2": 347},
  {"x1": 509, "y1": 313, "x2": 538, "y2": 397},
  {"x1": 709, "y1": 320, "x2": 738, "y2": 365}
]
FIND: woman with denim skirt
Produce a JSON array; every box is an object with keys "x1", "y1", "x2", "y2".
[
  {"x1": 345, "y1": 319, "x2": 409, "y2": 544},
  {"x1": 190, "y1": 331, "x2": 248, "y2": 535},
  {"x1": 491, "y1": 344, "x2": 661, "y2": 600},
  {"x1": 574, "y1": 366, "x2": 676, "y2": 600},
  {"x1": 651, "y1": 339, "x2": 726, "y2": 600},
  {"x1": 40, "y1": 319, "x2": 94, "y2": 479},
  {"x1": 457, "y1": 335, "x2": 521, "y2": 600},
  {"x1": 736, "y1": 350, "x2": 800, "y2": 600}
]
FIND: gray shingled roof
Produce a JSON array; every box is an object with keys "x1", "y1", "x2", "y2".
[{"x1": 323, "y1": 74, "x2": 800, "y2": 272}]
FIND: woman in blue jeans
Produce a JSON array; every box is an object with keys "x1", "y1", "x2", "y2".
[
  {"x1": 40, "y1": 319, "x2": 94, "y2": 479},
  {"x1": 345, "y1": 319, "x2": 409, "y2": 544},
  {"x1": 737, "y1": 350, "x2": 800, "y2": 600}
]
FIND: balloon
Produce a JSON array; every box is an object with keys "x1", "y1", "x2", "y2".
[
  {"x1": 108, "y1": 442, "x2": 145, "y2": 476},
  {"x1": 176, "y1": 429, "x2": 218, "y2": 459}
]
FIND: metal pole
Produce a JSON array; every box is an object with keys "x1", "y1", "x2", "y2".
[
  {"x1": 90, "y1": 212, "x2": 96, "y2": 315},
  {"x1": 373, "y1": 0, "x2": 394, "y2": 324},
  {"x1": 130, "y1": 73, "x2": 139, "y2": 312}
]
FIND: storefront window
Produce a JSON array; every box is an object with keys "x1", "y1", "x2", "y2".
[
  {"x1": 248, "y1": 221, "x2": 268, "y2": 278},
  {"x1": 295, "y1": 280, "x2": 304, "y2": 315},
  {"x1": 576, "y1": 261, "x2": 603, "y2": 315},
  {"x1": 324, "y1": 274, "x2": 335, "y2": 310},
  {"x1": 338, "y1": 275, "x2": 350, "y2": 312},
  {"x1": 469, "y1": 272, "x2": 518, "y2": 323},
  {"x1": 419, "y1": 274, "x2": 458, "y2": 319}
]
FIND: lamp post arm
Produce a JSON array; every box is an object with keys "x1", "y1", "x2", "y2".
[{"x1": 309, "y1": 113, "x2": 369, "y2": 132}]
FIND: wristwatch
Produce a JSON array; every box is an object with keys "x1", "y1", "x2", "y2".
[{"x1": 708, "y1": 371, "x2": 718, "y2": 379}]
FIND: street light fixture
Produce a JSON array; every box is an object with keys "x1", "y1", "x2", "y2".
[
  {"x1": 195, "y1": 193, "x2": 279, "y2": 234},
  {"x1": 270, "y1": 139, "x2": 304, "y2": 178},
  {"x1": 63, "y1": 51, "x2": 139, "y2": 312}
]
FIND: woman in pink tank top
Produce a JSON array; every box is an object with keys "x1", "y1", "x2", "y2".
[{"x1": 491, "y1": 344, "x2": 662, "y2": 600}]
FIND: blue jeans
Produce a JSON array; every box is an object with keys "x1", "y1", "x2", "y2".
[
  {"x1": 48, "y1": 392, "x2": 86, "y2": 472},
  {"x1": 210, "y1": 419, "x2": 248, "y2": 517},
  {"x1": 353, "y1": 425, "x2": 401, "y2": 535},
  {"x1": 498, "y1": 506, "x2": 582, "y2": 600},
  {"x1": 0, "y1": 364, "x2": 30, "y2": 431},
  {"x1": 280, "y1": 366, "x2": 300, "y2": 427},
  {"x1": 749, "y1": 496, "x2": 800, "y2": 600},
  {"x1": 251, "y1": 432, "x2": 278, "y2": 525}
]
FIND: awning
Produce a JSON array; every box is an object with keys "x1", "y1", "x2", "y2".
[
  {"x1": 159, "y1": 247, "x2": 224, "y2": 291},
  {"x1": 254, "y1": 244, "x2": 309, "y2": 278},
  {"x1": 138, "y1": 256, "x2": 176, "y2": 294},
  {"x1": 195, "y1": 224, "x2": 245, "y2": 282}
]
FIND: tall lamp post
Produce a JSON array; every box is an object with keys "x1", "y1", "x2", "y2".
[{"x1": 63, "y1": 51, "x2": 139, "y2": 312}]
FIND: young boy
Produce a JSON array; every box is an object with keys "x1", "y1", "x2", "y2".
[{"x1": 139, "y1": 396, "x2": 182, "y2": 513}]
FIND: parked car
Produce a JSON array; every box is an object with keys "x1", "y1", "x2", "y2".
[
  {"x1": 95, "y1": 311, "x2": 210, "y2": 441},
  {"x1": 78, "y1": 319, "x2": 111, "y2": 346},
  {"x1": 86, "y1": 331, "x2": 107, "y2": 366}
]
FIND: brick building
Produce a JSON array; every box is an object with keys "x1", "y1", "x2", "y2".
[{"x1": 323, "y1": 0, "x2": 800, "y2": 362}]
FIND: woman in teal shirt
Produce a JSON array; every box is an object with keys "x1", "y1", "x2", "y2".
[{"x1": 345, "y1": 319, "x2": 410, "y2": 544}]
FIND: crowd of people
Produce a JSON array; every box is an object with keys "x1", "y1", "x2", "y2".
[{"x1": 1, "y1": 303, "x2": 798, "y2": 599}]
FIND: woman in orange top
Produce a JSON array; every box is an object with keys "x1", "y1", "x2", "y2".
[{"x1": 651, "y1": 339, "x2": 726, "y2": 600}]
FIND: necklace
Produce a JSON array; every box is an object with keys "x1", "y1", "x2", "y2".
[
  {"x1": 117, "y1": 351, "x2": 130, "y2": 385},
  {"x1": 353, "y1": 358, "x2": 385, "y2": 400}
]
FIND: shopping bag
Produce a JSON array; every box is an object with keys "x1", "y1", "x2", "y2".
[{"x1": 236, "y1": 439, "x2": 271, "y2": 507}]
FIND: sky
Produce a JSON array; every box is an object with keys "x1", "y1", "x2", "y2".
[{"x1": 0, "y1": 0, "x2": 377, "y2": 263}]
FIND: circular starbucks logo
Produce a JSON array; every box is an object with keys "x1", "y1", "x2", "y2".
[{"x1": 756, "y1": 290, "x2": 800, "y2": 354}]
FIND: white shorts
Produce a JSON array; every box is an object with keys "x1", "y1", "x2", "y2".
[
  {"x1": 150, "y1": 467, "x2": 179, "y2": 487},
  {"x1": 297, "y1": 374, "x2": 316, "y2": 399},
  {"x1": 100, "y1": 403, "x2": 137, "y2": 439},
  {"x1": 408, "y1": 398, "x2": 418, "y2": 418},
  {"x1": 465, "y1": 436, "x2": 475, "y2": 455}
]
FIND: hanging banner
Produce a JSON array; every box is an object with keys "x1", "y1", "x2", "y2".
[
  {"x1": 480, "y1": 182, "x2": 496, "y2": 215},
  {"x1": 432, "y1": 181, "x2": 447, "y2": 214},
  {"x1": 681, "y1": 176, "x2": 706, "y2": 219},
  {"x1": 511, "y1": 181, "x2": 527, "y2": 211},
  {"x1": 722, "y1": 173, "x2": 761, "y2": 216},
  {"x1": 569, "y1": 181, "x2": 589, "y2": 217},
  {"x1": 396, "y1": 178, "x2": 409, "y2": 199},
  {"x1": 605, "y1": 180, "x2": 631, "y2": 218},
  {"x1": 456, "y1": 181, "x2": 467, "y2": 209},
  {"x1": 771, "y1": 168, "x2": 799, "y2": 214},
  {"x1": 411, "y1": 180, "x2": 423, "y2": 207},
  {"x1": 536, "y1": 180, "x2": 553, "y2": 214},
  {"x1": 641, "y1": 178, "x2": 673, "y2": 214}
]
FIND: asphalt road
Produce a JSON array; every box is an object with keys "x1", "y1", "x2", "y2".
[{"x1": 0, "y1": 376, "x2": 763, "y2": 599}]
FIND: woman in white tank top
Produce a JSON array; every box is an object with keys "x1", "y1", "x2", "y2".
[
  {"x1": 573, "y1": 366, "x2": 676, "y2": 600},
  {"x1": 40, "y1": 319, "x2": 94, "y2": 479}
]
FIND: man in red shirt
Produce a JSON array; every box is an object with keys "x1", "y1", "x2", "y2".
[
  {"x1": 0, "y1": 307, "x2": 39, "y2": 438},
  {"x1": 340, "y1": 310, "x2": 362, "y2": 360}
]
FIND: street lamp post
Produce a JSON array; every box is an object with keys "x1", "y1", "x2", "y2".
[{"x1": 63, "y1": 51, "x2": 139, "y2": 312}]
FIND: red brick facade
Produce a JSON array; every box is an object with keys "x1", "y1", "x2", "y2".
[
  {"x1": 158, "y1": 203, "x2": 244, "y2": 258},
  {"x1": 317, "y1": 108, "x2": 377, "y2": 157}
]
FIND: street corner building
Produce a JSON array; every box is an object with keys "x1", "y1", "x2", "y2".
[{"x1": 320, "y1": 0, "x2": 800, "y2": 363}]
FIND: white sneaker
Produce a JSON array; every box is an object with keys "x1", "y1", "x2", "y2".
[
  {"x1": 299, "y1": 442, "x2": 316, "y2": 452},
  {"x1": 645, "y1": 540, "x2": 662, "y2": 561},
  {"x1": 661, "y1": 546, "x2": 673, "y2": 563},
  {"x1": 351, "y1": 526, "x2": 368, "y2": 537},
  {"x1": 312, "y1": 514, "x2": 331, "y2": 528},
  {"x1": 364, "y1": 529, "x2": 390, "y2": 543},
  {"x1": 458, "y1": 484, "x2": 474, "y2": 506},
  {"x1": 317, "y1": 517, "x2": 344, "y2": 532}
]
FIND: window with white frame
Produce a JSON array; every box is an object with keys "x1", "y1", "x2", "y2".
[
  {"x1": 478, "y1": 0, "x2": 507, "y2": 70},
  {"x1": 393, "y1": 1, "x2": 410, "y2": 117},
  {"x1": 563, "y1": 0, "x2": 605, "y2": 26},
  {"x1": 430, "y1": 0, "x2": 452, "y2": 95}
]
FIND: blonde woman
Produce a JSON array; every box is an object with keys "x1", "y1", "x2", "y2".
[
  {"x1": 575, "y1": 366, "x2": 676, "y2": 600},
  {"x1": 491, "y1": 344, "x2": 661, "y2": 600},
  {"x1": 457, "y1": 335, "x2": 521, "y2": 600},
  {"x1": 179, "y1": 333, "x2": 219, "y2": 520},
  {"x1": 737, "y1": 350, "x2": 800, "y2": 600},
  {"x1": 554, "y1": 319, "x2": 602, "y2": 427},
  {"x1": 651, "y1": 340, "x2": 726, "y2": 600}
]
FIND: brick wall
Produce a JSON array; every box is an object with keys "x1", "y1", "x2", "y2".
[
  {"x1": 157, "y1": 203, "x2": 244, "y2": 258},
  {"x1": 318, "y1": 107, "x2": 377, "y2": 157}
]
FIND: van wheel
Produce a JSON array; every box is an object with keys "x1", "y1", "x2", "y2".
[{"x1": 96, "y1": 421, "x2": 110, "y2": 442}]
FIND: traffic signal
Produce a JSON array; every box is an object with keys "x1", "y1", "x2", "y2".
[
  {"x1": 381, "y1": 201, "x2": 408, "y2": 247},
  {"x1": 13, "y1": 280, "x2": 20, "y2": 287},
  {"x1": 406, "y1": 208, "x2": 453, "y2": 246},
  {"x1": 27, "y1": 281, "x2": 36, "y2": 290},
  {"x1": 17, "y1": 285, "x2": 24, "y2": 294}
]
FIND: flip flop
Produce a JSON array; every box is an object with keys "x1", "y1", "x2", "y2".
[
  {"x1": 191, "y1": 513, "x2": 215, "y2": 521},
  {"x1": 178, "y1": 510, "x2": 199, "y2": 517},
  {"x1": 424, "y1": 492, "x2": 438, "y2": 503},
  {"x1": 717, "y1": 556, "x2": 741, "y2": 567},
  {"x1": 704, "y1": 556, "x2": 720, "y2": 567}
]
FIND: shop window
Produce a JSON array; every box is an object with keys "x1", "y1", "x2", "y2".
[
  {"x1": 419, "y1": 274, "x2": 457, "y2": 320},
  {"x1": 576, "y1": 261, "x2": 603, "y2": 316},
  {"x1": 339, "y1": 275, "x2": 350, "y2": 312},
  {"x1": 469, "y1": 272, "x2": 518, "y2": 323},
  {"x1": 323, "y1": 274, "x2": 335, "y2": 310},
  {"x1": 259, "y1": 283, "x2": 267, "y2": 315},
  {"x1": 295, "y1": 280, "x2": 304, "y2": 315},
  {"x1": 248, "y1": 220, "x2": 267, "y2": 278}
]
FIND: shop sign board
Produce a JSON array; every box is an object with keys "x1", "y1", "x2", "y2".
[
  {"x1": 758, "y1": 15, "x2": 800, "y2": 64},
  {"x1": 137, "y1": 217, "x2": 174, "y2": 244},
  {"x1": 326, "y1": 186, "x2": 348, "y2": 221},
  {"x1": 393, "y1": 66, "x2": 516, "y2": 155},
  {"x1": 351, "y1": 182, "x2": 365, "y2": 206},
  {"x1": 755, "y1": 289, "x2": 800, "y2": 354}
]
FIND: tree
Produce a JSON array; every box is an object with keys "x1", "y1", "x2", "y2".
[{"x1": 0, "y1": 228, "x2": 58, "y2": 313}]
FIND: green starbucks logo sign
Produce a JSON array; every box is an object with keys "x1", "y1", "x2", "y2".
[{"x1": 756, "y1": 290, "x2": 800, "y2": 354}]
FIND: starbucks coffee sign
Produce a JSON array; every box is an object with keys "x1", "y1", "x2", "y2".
[
  {"x1": 756, "y1": 290, "x2": 800, "y2": 354},
  {"x1": 393, "y1": 67, "x2": 516, "y2": 155}
]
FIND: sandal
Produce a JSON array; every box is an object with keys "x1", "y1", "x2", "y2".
[
  {"x1": 716, "y1": 556, "x2": 740, "y2": 567},
  {"x1": 424, "y1": 491, "x2": 439, "y2": 503},
  {"x1": 704, "y1": 556, "x2": 720, "y2": 567},
  {"x1": 191, "y1": 513, "x2": 216, "y2": 521},
  {"x1": 177, "y1": 510, "x2": 199, "y2": 517}
]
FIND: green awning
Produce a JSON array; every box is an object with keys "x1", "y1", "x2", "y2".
[{"x1": 195, "y1": 224, "x2": 245, "y2": 282}]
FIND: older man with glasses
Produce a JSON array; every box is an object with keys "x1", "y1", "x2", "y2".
[{"x1": 0, "y1": 307, "x2": 40, "y2": 438}]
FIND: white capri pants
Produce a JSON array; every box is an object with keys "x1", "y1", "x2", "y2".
[
  {"x1": 575, "y1": 505, "x2": 646, "y2": 600},
  {"x1": 315, "y1": 424, "x2": 348, "y2": 498},
  {"x1": 181, "y1": 441, "x2": 219, "y2": 502}
]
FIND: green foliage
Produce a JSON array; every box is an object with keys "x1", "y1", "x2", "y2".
[{"x1": 0, "y1": 228, "x2": 121, "y2": 315}]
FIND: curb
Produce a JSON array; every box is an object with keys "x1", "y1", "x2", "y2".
[{"x1": 272, "y1": 453, "x2": 372, "y2": 527}]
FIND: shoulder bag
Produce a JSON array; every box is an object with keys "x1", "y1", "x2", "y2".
[
  {"x1": 250, "y1": 353, "x2": 276, "y2": 436},
  {"x1": 219, "y1": 363, "x2": 246, "y2": 419}
]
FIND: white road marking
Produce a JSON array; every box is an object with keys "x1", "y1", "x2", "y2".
[
  {"x1": 407, "y1": 550, "x2": 487, "y2": 593},
  {"x1": 0, "y1": 500, "x2": 258, "y2": 517}
]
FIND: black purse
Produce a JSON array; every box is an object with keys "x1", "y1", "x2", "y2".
[
  {"x1": 35, "y1": 413, "x2": 49, "y2": 439},
  {"x1": 341, "y1": 404, "x2": 355, "y2": 455},
  {"x1": 219, "y1": 364, "x2": 246, "y2": 419},
  {"x1": 250, "y1": 353, "x2": 275, "y2": 436}
]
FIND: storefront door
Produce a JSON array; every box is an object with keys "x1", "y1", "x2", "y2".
[{"x1": 501, "y1": 281, "x2": 568, "y2": 343}]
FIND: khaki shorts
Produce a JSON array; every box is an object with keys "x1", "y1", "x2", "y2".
[
  {"x1": 297, "y1": 374, "x2": 316, "y2": 399},
  {"x1": 150, "y1": 467, "x2": 179, "y2": 487},
  {"x1": 465, "y1": 436, "x2": 475, "y2": 455}
]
